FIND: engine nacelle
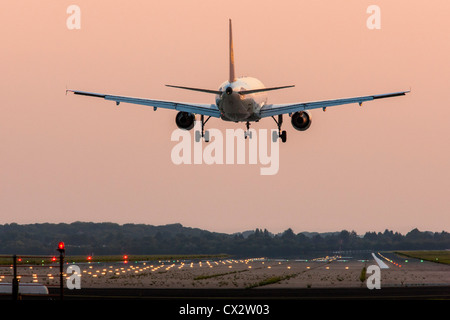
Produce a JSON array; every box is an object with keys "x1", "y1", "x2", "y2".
[
  {"x1": 175, "y1": 111, "x2": 195, "y2": 130},
  {"x1": 291, "y1": 111, "x2": 312, "y2": 131}
]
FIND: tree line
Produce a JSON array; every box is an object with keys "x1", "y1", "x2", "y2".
[{"x1": 0, "y1": 222, "x2": 449, "y2": 257}]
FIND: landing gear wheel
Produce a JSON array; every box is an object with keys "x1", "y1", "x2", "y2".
[
  {"x1": 280, "y1": 130, "x2": 287, "y2": 143},
  {"x1": 195, "y1": 130, "x2": 202, "y2": 143},
  {"x1": 204, "y1": 130, "x2": 210, "y2": 142},
  {"x1": 272, "y1": 130, "x2": 279, "y2": 143}
]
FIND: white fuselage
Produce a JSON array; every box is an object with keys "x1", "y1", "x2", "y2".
[{"x1": 216, "y1": 77, "x2": 267, "y2": 122}]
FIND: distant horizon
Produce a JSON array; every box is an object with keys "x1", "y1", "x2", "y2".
[{"x1": 0, "y1": 220, "x2": 447, "y2": 236}]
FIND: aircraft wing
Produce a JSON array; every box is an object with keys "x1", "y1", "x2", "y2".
[
  {"x1": 259, "y1": 90, "x2": 410, "y2": 118},
  {"x1": 66, "y1": 89, "x2": 222, "y2": 118}
]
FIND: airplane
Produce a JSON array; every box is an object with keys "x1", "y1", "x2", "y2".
[{"x1": 66, "y1": 19, "x2": 409, "y2": 143}]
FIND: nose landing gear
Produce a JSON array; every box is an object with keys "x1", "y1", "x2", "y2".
[{"x1": 244, "y1": 121, "x2": 252, "y2": 139}]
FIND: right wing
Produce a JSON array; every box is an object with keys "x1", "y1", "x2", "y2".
[
  {"x1": 66, "y1": 89, "x2": 222, "y2": 118},
  {"x1": 260, "y1": 91, "x2": 410, "y2": 118}
]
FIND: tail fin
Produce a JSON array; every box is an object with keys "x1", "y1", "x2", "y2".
[{"x1": 229, "y1": 19, "x2": 236, "y2": 83}]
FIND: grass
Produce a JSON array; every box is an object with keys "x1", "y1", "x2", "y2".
[
  {"x1": 194, "y1": 269, "x2": 249, "y2": 280},
  {"x1": 395, "y1": 250, "x2": 450, "y2": 265},
  {"x1": 246, "y1": 274, "x2": 297, "y2": 289}
]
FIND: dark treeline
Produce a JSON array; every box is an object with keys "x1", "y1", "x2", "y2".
[{"x1": 0, "y1": 222, "x2": 449, "y2": 257}]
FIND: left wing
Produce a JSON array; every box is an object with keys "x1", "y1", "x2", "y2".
[
  {"x1": 66, "y1": 89, "x2": 222, "y2": 118},
  {"x1": 260, "y1": 90, "x2": 410, "y2": 118}
]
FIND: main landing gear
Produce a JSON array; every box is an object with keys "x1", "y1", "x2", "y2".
[
  {"x1": 195, "y1": 114, "x2": 211, "y2": 142},
  {"x1": 194, "y1": 115, "x2": 287, "y2": 143},
  {"x1": 272, "y1": 114, "x2": 287, "y2": 143}
]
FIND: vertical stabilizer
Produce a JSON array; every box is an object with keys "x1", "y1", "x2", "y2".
[{"x1": 229, "y1": 19, "x2": 236, "y2": 83}]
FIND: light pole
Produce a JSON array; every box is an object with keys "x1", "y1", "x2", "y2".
[
  {"x1": 57, "y1": 242, "x2": 65, "y2": 300},
  {"x1": 12, "y1": 255, "x2": 18, "y2": 300}
]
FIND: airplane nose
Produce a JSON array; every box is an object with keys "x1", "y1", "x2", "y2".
[{"x1": 226, "y1": 86, "x2": 233, "y2": 95}]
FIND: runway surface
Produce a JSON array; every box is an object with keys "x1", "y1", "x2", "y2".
[{"x1": 2, "y1": 251, "x2": 449, "y2": 302}]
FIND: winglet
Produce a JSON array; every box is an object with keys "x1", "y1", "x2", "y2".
[{"x1": 229, "y1": 19, "x2": 236, "y2": 83}]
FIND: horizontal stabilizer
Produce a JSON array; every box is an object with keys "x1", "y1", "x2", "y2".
[
  {"x1": 166, "y1": 85, "x2": 222, "y2": 95},
  {"x1": 237, "y1": 85, "x2": 295, "y2": 95}
]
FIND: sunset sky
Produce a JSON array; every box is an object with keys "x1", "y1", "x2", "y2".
[{"x1": 1, "y1": 0, "x2": 449, "y2": 235}]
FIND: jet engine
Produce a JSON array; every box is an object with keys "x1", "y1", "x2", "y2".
[
  {"x1": 291, "y1": 111, "x2": 312, "y2": 131},
  {"x1": 175, "y1": 111, "x2": 195, "y2": 130}
]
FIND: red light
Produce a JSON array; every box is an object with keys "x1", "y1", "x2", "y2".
[
  {"x1": 58, "y1": 242, "x2": 65, "y2": 250},
  {"x1": 123, "y1": 255, "x2": 128, "y2": 260},
  {"x1": 87, "y1": 256, "x2": 92, "y2": 261},
  {"x1": 52, "y1": 256, "x2": 57, "y2": 262}
]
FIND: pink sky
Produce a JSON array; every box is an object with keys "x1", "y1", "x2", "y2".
[{"x1": 1, "y1": 0, "x2": 449, "y2": 234}]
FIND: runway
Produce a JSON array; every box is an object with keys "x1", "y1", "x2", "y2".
[{"x1": 2, "y1": 251, "x2": 449, "y2": 302}]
